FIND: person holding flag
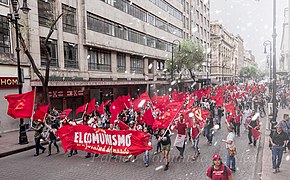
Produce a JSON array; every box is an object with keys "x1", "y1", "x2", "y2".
[
  {"x1": 173, "y1": 114, "x2": 188, "y2": 159},
  {"x1": 191, "y1": 116, "x2": 201, "y2": 161},
  {"x1": 246, "y1": 110, "x2": 260, "y2": 147},
  {"x1": 158, "y1": 128, "x2": 172, "y2": 171}
]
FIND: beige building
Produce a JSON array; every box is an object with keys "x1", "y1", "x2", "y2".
[
  {"x1": 243, "y1": 50, "x2": 257, "y2": 67},
  {"x1": 210, "y1": 21, "x2": 236, "y2": 82}
]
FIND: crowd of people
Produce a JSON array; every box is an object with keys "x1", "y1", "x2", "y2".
[{"x1": 29, "y1": 82, "x2": 290, "y2": 179}]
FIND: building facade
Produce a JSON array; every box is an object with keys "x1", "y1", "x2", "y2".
[
  {"x1": 209, "y1": 21, "x2": 236, "y2": 82},
  {"x1": 243, "y1": 50, "x2": 256, "y2": 67},
  {"x1": 0, "y1": 0, "x2": 212, "y2": 131}
]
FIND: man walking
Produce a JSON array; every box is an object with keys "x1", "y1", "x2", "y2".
[
  {"x1": 222, "y1": 125, "x2": 236, "y2": 172},
  {"x1": 269, "y1": 124, "x2": 288, "y2": 173},
  {"x1": 174, "y1": 114, "x2": 188, "y2": 159},
  {"x1": 278, "y1": 114, "x2": 290, "y2": 152},
  {"x1": 31, "y1": 119, "x2": 46, "y2": 156}
]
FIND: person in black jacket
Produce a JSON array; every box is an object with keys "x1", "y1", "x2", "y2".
[{"x1": 158, "y1": 128, "x2": 172, "y2": 171}]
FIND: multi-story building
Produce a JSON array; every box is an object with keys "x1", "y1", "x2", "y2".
[
  {"x1": 190, "y1": 0, "x2": 211, "y2": 82},
  {"x1": 243, "y1": 50, "x2": 256, "y2": 67},
  {"x1": 280, "y1": 7, "x2": 289, "y2": 73},
  {"x1": 234, "y1": 35, "x2": 244, "y2": 79},
  {"x1": 209, "y1": 21, "x2": 236, "y2": 82}
]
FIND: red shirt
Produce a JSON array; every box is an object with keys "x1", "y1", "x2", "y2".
[
  {"x1": 177, "y1": 121, "x2": 187, "y2": 135},
  {"x1": 206, "y1": 164, "x2": 232, "y2": 180},
  {"x1": 191, "y1": 126, "x2": 200, "y2": 139}
]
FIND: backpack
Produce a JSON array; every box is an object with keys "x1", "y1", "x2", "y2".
[{"x1": 210, "y1": 164, "x2": 227, "y2": 178}]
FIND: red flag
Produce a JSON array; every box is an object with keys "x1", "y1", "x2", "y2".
[
  {"x1": 33, "y1": 103, "x2": 50, "y2": 121},
  {"x1": 133, "y1": 92, "x2": 151, "y2": 112},
  {"x1": 143, "y1": 108, "x2": 154, "y2": 126},
  {"x1": 76, "y1": 104, "x2": 87, "y2": 115},
  {"x1": 194, "y1": 89, "x2": 203, "y2": 101},
  {"x1": 104, "y1": 100, "x2": 111, "y2": 106},
  {"x1": 110, "y1": 96, "x2": 126, "y2": 123},
  {"x1": 225, "y1": 103, "x2": 235, "y2": 114},
  {"x1": 203, "y1": 88, "x2": 210, "y2": 97},
  {"x1": 97, "y1": 103, "x2": 105, "y2": 115},
  {"x1": 121, "y1": 94, "x2": 132, "y2": 108},
  {"x1": 152, "y1": 101, "x2": 184, "y2": 130},
  {"x1": 201, "y1": 109, "x2": 210, "y2": 120},
  {"x1": 62, "y1": 109, "x2": 72, "y2": 116},
  {"x1": 5, "y1": 89, "x2": 35, "y2": 119},
  {"x1": 252, "y1": 128, "x2": 261, "y2": 140},
  {"x1": 86, "y1": 98, "x2": 96, "y2": 114},
  {"x1": 116, "y1": 120, "x2": 129, "y2": 130},
  {"x1": 60, "y1": 108, "x2": 72, "y2": 119}
]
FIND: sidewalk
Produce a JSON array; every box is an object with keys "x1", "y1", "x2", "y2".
[
  {"x1": 0, "y1": 130, "x2": 42, "y2": 158},
  {"x1": 261, "y1": 108, "x2": 290, "y2": 180}
]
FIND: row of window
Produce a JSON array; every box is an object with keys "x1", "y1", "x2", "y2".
[
  {"x1": 87, "y1": 12, "x2": 173, "y2": 52},
  {"x1": 40, "y1": 38, "x2": 164, "y2": 74},
  {"x1": 38, "y1": 0, "x2": 77, "y2": 34},
  {"x1": 0, "y1": 0, "x2": 8, "y2": 4},
  {"x1": 100, "y1": 0, "x2": 182, "y2": 38},
  {"x1": 149, "y1": 0, "x2": 183, "y2": 21}
]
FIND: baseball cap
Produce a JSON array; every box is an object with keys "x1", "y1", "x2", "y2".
[{"x1": 212, "y1": 154, "x2": 221, "y2": 160}]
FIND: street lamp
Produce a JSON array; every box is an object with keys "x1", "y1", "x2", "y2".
[
  {"x1": 171, "y1": 40, "x2": 181, "y2": 80},
  {"x1": 271, "y1": 0, "x2": 277, "y2": 128},
  {"x1": 263, "y1": 40, "x2": 272, "y2": 92},
  {"x1": 8, "y1": 0, "x2": 31, "y2": 144}
]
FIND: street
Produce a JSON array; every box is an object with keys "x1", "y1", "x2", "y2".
[{"x1": 0, "y1": 117, "x2": 262, "y2": 180}]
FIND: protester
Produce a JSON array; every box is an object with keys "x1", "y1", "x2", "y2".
[
  {"x1": 246, "y1": 110, "x2": 260, "y2": 147},
  {"x1": 269, "y1": 124, "x2": 289, "y2": 173},
  {"x1": 242, "y1": 105, "x2": 252, "y2": 131},
  {"x1": 45, "y1": 122, "x2": 59, "y2": 156},
  {"x1": 204, "y1": 114, "x2": 215, "y2": 146},
  {"x1": 31, "y1": 119, "x2": 46, "y2": 156},
  {"x1": 143, "y1": 126, "x2": 151, "y2": 167},
  {"x1": 206, "y1": 154, "x2": 233, "y2": 180},
  {"x1": 222, "y1": 125, "x2": 236, "y2": 172},
  {"x1": 174, "y1": 114, "x2": 188, "y2": 159},
  {"x1": 191, "y1": 117, "x2": 201, "y2": 160},
  {"x1": 278, "y1": 114, "x2": 290, "y2": 152},
  {"x1": 158, "y1": 128, "x2": 172, "y2": 171}
]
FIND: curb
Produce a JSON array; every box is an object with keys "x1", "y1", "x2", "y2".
[{"x1": 0, "y1": 141, "x2": 50, "y2": 159}]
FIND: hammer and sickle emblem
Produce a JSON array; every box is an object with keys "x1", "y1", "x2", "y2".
[
  {"x1": 15, "y1": 99, "x2": 25, "y2": 110},
  {"x1": 195, "y1": 109, "x2": 202, "y2": 121}
]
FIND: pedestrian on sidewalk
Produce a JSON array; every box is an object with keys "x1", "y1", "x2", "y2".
[
  {"x1": 206, "y1": 154, "x2": 233, "y2": 180},
  {"x1": 222, "y1": 125, "x2": 236, "y2": 172},
  {"x1": 278, "y1": 114, "x2": 290, "y2": 152},
  {"x1": 270, "y1": 124, "x2": 289, "y2": 173},
  {"x1": 31, "y1": 119, "x2": 46, "y2": 156}
]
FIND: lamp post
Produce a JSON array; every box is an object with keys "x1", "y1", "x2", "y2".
[
  {"x1": 271, "y1": 0, "x2": 278, "y2": 128},
  {"x1": 8, "y1": 0, "x2": 31, "y2": 144},
  {"x1": 263, "y1": 40, "x2": 272, "y2": 92},
  {"x1": 171, "y1": 40, "x2": 181, "y2": 81}
]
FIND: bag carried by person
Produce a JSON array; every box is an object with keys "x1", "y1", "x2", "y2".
[{"x1": 229, "y1": 147, "x2": 237, "y2": 156}]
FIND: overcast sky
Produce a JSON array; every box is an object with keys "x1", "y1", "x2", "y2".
[{"x1": 210, "y1": 0, "x2": 288, "y2": 69}]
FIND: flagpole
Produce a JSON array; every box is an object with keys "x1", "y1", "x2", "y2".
[{"x1": 81, "y1": 103, "x2": 88, "y2": 123}]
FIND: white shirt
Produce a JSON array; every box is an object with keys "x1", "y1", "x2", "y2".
[
  {"x1": 243, "y1": 109, "x2": 252, "y2": 121},
  {"x1": 226, "y1": 132, "x2": 235, "y2": 149}
]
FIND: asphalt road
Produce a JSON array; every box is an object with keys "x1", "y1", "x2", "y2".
[{"x1": 0, "y1": 119, "x2": 262, "y2": 180}]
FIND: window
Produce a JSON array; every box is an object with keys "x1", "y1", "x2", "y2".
[
  {"x1": 62, "y1": 4, "x2": 77, "y2": 34},
  {"x1": 156, "y1": 39, "x2": 166, "y2": 51},
  {"x1": 88, "y1": 49, "x2": 111, "y2": 71},
  {"x1": 117, "y1": 53, "x2": 126, "y2": 73},
  {"x1": 114, "y1": 25, "x2": 127, "y2": 40},
  {"x1": 148, "y1": 59, "x2": 153, "y2": 74},
  {"x1": 147, "y1": 13, "x2": 155, "y2": 26},
  {"x1": 64, "y1": 42, "x2": 78, "y2": 69},
  {"x1": 0, "y1": 15, "x2": 10, "y2": 53},
  {"x1": 130, "y1": 56, "x2": 144, "y2": 74},
  {"x1": 0, "y1": 0, "x2": 8, "y2": 4},
  {"x1": 40, "y1": 37, "x2": 58, "y2": 67},
  {"x1": 38, "y1": 0, "x2": 53, "y2": 27},
  {"x1": 156, "y1": 18, "x2": 167, "y2": 31},
  {"x1": 147, "y1": 36, "x2": 156, "y2": 48},
  {"x1": 157, "y1": 60, "x2": 165, "y2": 70},
  {"x1": 128, "y1": 4, "x2": 146, "y2": 21}
]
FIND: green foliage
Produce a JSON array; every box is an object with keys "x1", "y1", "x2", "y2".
[
  {"x1": 166, "y1": 40, "x2": 205, "y2": 80},
  {"x1": 239, "y1": 65, "x2": 264, "y2": 79}
]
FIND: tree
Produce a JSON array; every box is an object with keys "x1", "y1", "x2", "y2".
[
  {"x1": 166, "y1": 40, "x2": 205, "y2": 81},
  {"x1": 18, "y1": 12, "x2": 63, "y2": 104},
  {"x1": 239, "y1": 65, "x2": 262, "y2": 80}
]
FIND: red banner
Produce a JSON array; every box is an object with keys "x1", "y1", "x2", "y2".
[{"x1": 57, "y1": 125, "x2": 152, "y2": 156}]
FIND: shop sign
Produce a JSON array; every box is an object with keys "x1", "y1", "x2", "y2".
[{"x1": 0, "y1": 77, "x2": 18, "y2": 88}]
